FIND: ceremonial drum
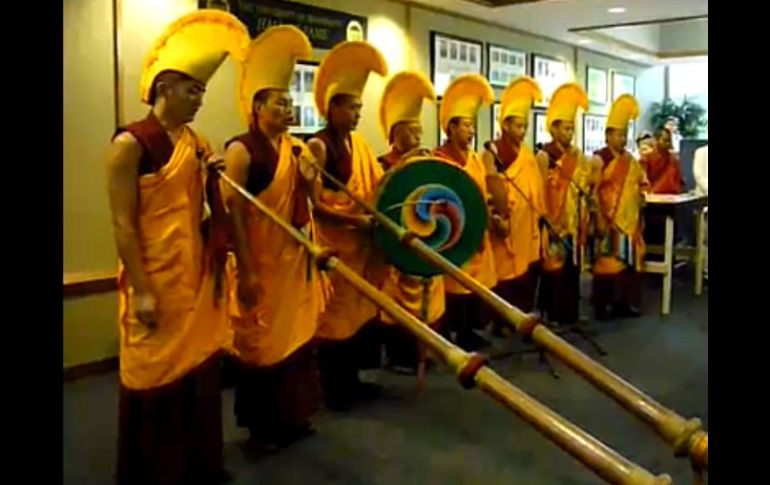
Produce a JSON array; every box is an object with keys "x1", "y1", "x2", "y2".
[{"x1": 374, "y1": 157, "x2": 488, "y2": 277}]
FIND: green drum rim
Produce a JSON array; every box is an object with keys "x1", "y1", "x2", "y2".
[{"x1": 374, "y1": 158, "x2": 488, "y2": 277}]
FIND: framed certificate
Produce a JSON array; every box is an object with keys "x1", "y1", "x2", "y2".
[
  {"x1": 491, "y1": 102, "x2": 501, "y2": 139},
  {"x1": 531, "y1": 53, "x2": 568, "y2": 106},
  {"x1": 533, "y1": 110, "x2": 550, "y2": 148},
  {"x1": 586, "y1": 66, "x2": 608, "y2": 105},
  {"x1": 611, "y1": 71, "x2": 636, "y2": 101},
  {"x1": 431, "y1": 31, "x2": 483, "y2": 97},
  {"x1": 289, "y1": 61, "x2": 322, "y2": 134},
  {"x1": 582, "y1": 113, "x2": 606, "y2": 156},
  {"x1": 487, "y1": 43, "x2": 526, "y2": 88}
]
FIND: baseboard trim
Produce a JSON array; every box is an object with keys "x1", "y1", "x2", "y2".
[
  {"x1": 63, "y1": 357, "x2": 119, "y2": 382},
  {"x1": 63, "y1": 272, "x2": 118, "y2": 299}
]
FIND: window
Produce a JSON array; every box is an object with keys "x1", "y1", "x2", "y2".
[{"x1": 667, "y1": 58, "x2": 708, "y2": 138}]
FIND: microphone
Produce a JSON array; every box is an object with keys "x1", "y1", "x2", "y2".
[{"x1": 292, "y1": 145, "x2": 302, "y2": 158}]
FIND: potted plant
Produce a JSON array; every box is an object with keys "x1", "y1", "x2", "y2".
[{"x1": 649, "y1": 97, "x2": 707, "y2": 138}]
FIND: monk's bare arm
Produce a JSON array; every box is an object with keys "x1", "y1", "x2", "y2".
[
  {"x1": 223, "y1": 142, "x2": 258, "y2": 275},
  {"x1": 106, "y1": 133, "x2": 150, "y2": 295},
  {"x1": 481, "y1": 149, "x2": 509, "y2": 217},
  {"x1": 223, "y1": 141, "x2": 260, "y2": 308},
  {"x1": 106, "y1": 132, "x2": 158, "y2": 325}
]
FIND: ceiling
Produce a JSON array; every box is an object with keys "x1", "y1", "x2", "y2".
[{"x1": 408, "y1": 0, "x2": 709, "y2": 64}]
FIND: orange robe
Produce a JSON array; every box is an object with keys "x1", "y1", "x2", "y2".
[
  {"x1": 592, "y1": 148, "x2": 648, "y2": 275},
  {"x1": 433, "y1": 144, "x2": 497, "y2": 294},
  {"x1": 488, "y1": 140, "x2": 545, "y2": 283},
  {"x1": 540, "y1": 143, "x2": 592, "y2": 272},
  {"x1": 378, "y1": 148, "x2": 445, "y2": 326},
  {"x1": 227, "y1": 134, "x2": 329, "y2": 367},
  {"x1": 316, "y1": 132, "x2": 386, "y2": 340},
  {"x1": 117, "y1": 125, "x2": 229, "y2": 391},
  {"x1": 642, "y1": 149, "x2": 683, "y2": 194}
]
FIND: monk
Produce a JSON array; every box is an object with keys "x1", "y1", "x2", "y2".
[
  {"x1": 223, "y1": 26, "x2": 328, "y2": 451},
  {"x1": 642, "y1": 127, "x2": 684, "y2": 194},
  {"x1": 433, "y1": 74, "x2": 499, "y2": 351},
  {"x1": 376, "y1": 71, "x2": 443, "y2": 371},
  {"x1": 590, "y1": 95, "x2": 650, "y2": 320},
  {"x1": 536, "y1": 83, "x2": 594, "y2": 325},
  {"x1": 482, "y1": 77, "x2": 545, "y2": 334},
  {"x1": 639, "y1": 127, "x2": 685, "y2": 249},
  {"x1": 105, "y1": 10, "x2": 248, "y2": 485},
  {"x1": 307, "y1": 41, "x2": 388, "y2": 411}
]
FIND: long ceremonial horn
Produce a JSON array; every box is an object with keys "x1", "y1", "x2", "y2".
[
  {"x1": 304, "y1": 152, "x2": 708, "y2": 475},
  {"x1": 214, "y1": 166, "x2": 670, "y2": 485}
]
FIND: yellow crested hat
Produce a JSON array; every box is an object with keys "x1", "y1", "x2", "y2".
[
  {"x1": 499, "y1": 76, "x2": 541, "y2": 125},
  {"x1": 314, "y1": 41, "x2": 388, "y2": 118},
  {"x1": 378, "y1": 71, "x2": 436, "y2": 141},
  {"x1": 439, "y1": 74, "x2": 494, "y2": 132},
  {"x1": 546, "y1": 83, "x2": 588, "y2": 128},
  {"x1": 237, "y1": 25, "x2": 312, "y2": 126},
  {"x1": 139, "y1": 9, "x2": 249, "y2": 104},
  {"x1": 606, "y1": 94, "x2": 640, "y2": 130}
]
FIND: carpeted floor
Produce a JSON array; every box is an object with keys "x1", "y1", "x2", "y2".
[{"x1": 63, "y1": 275, "x2": 707, "y2": 484}]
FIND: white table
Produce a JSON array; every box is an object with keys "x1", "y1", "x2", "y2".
[{"x1": 643, "y1": 192, "x2": 708, "y2": 315}]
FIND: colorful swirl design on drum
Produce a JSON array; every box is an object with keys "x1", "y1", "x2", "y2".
[{"x1": 401, "y1": 184, "x2": 465, "y2": 252}]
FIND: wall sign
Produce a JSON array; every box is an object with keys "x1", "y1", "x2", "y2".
[{"x1": 200, "y1": 0, "x2": 367, "y2": 49}]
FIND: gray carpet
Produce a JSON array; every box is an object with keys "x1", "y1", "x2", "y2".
[{"x1": 63, "y1": 276, "x2": 707, "y2": 484}]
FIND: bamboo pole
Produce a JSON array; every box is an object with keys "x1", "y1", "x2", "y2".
[
  {"x1": 307, "y1": 156, "x2": 708, "y2": 473},
  {"x1": 216, "y1": 169, "x2": 670, "y2": 485}
]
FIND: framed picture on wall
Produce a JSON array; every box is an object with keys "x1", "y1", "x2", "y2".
[
  {"x1": 531, "y1": 54, "x2": 568, "y2": 107},
  {"x1": 491, "y1": 102, "x2": 501, "y2": 139},
  {"x1": 487, "y1": 44, "x2": 526, "y2": 88},
  {"x1": 627, "y1": 121, "x2": 637, "y2": 153},
  {"x1": 583, "y1": 113, "x2": 606, "y2": 156},
  {"x1": 431, "y1": 31, "x2": 483, "y2": 97},
  {"x1": 533, "y1": 110, "x2": 550, "y2": 149},
  {"x1": 611, "y1": 71, "x2": 636, "y2": 101},
  {"x1": 436, "y1": 100, "x2": 478, "y2": 151},
  {"x1": 586, "y1": 66, "x2": 608, "y2": 105},
  {"x1": 289, "y1": 61, "x2": 323, "y2": 135}
]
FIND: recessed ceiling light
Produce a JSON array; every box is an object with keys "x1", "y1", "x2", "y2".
[
  {"x1": 608, "y1": 7, "x2": 626, "y2": 14},
  {"x1": 578, "y1": 39, "x2": 592, "y2": 44}
]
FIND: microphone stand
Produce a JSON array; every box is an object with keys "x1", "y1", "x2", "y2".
[
  {"x1": 542, "y1": 145, "x2": 607, "y2": 357},
  {"x1": 484, "y1": 141, "x2": 606, "y2": 364}
]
